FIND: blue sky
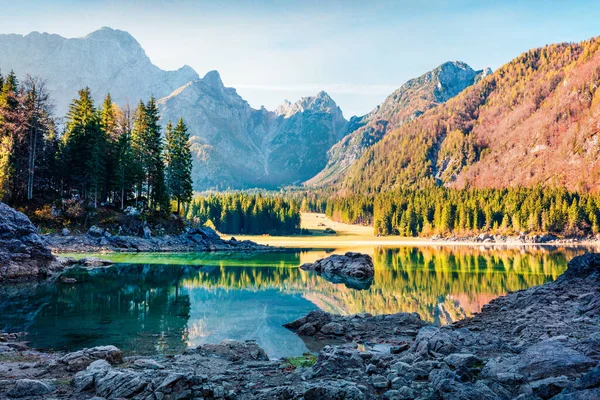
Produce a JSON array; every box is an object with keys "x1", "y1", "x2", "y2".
[{"x1": 2, "y1": 0, "x2": 600, "y2": 117}]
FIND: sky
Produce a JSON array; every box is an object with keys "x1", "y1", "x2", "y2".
[{"x1": 2, "y1": 0, "x2": 600, "y2": 118}]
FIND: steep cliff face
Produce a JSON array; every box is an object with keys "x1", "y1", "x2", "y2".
[
  {"x1": 342, "y1": 37, "x2": 600, "y2": 193},
  {"x1": 0, "y1": 27, "x2": 198, "y2": 115},
  {"x1": 158, "y1": 72, "x2": 347, "y2": 189},
  {"x1": 306, "y1": 62, "x2": 490, "y2": 186}
]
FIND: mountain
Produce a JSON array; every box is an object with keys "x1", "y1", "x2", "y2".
[
  {"x1": 306, "y1": 61, "x2": 491, "y2": 186},
  {"x1": 0, "y1": 27, "x2": 198, "y2": 116},
  {"x1": 158, "y1": 71, "x2": 347, "y2": 190},
  {"x1": 342, "y1": 37, "x2": 600, "y2": 193}
]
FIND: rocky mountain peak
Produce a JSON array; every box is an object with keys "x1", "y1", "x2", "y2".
[
  {"x1": 85, "y1": 27, "x2": 137, "y2": 43},
  {"x1": 275, "y1": 91, "x2": 341, "y2": 118},
  {"x1": 202, "y1": 70, "x2": 224, "y2": 88},
  {"x1": 0, "y1": 27, "x2": 199, "y2": 117}
]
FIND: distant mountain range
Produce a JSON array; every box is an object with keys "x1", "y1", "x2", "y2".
[
  {"x1": 9, "y1": 27, "x2": 595, "y2": 194},
  {"x1": 306, "y1": 61, "x2": 491, "y2": 186},
  {"x1": 0, "y1": 27, "x2": 197, "y2": 117},
  {"x1": 158, "y1": 72, "x2": 347, "y2": 189},
  {"x1": 340, "y1": 37, "x2": 600, "y2": 193}
]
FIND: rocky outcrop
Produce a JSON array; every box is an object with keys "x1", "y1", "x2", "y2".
[
  {"x1": 158, "y1": 72, "x2": 348, "y2": 190},
  {"x1": 45, "y1": 225, "x2": 274, "y2": 253},
  {"x1": 300, "y1": 252, "x2": 374, "y2": 284},
  {"x1": 0, "y1": 27, "x2": 198, "y2": 117},
  {"x1": 0, "y1": 202, "x2": 60, "y2": 281}
]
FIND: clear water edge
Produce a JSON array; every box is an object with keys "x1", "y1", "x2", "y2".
[{"x1": 0, "y1": 246, "x2": 590, "y2": 359}]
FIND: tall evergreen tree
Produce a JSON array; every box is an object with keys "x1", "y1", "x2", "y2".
[
  {"x1": 145, "y1": 97, "x2": 169, "y2": 212},
  {"x1": 165, "y1": 118, "x2": 193, "y2": 215},
  {"x1": 0, "y1": 71, "x2": 24, "y2": 203},
  {"x1": 63, "y1": 87, "x2": 105, "y2": 204}
]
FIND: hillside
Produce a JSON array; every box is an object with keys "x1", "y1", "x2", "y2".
[
  {"x1": 158, "y1": 72, "x2": 348, "y2": 190},
  {"x1": 0, "y1": 27, "x2": 198, "y2": 116},
  {"x1": 342, "y1": 37, "x2": 600, "y2": 193},
  {"x1": 306, "y1": 61, "x2": 491, "y2": 186}
]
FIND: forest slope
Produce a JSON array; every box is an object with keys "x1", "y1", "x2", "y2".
[
  {"x1": 342, "y1": 37, "x2": 600, "y2": 193},
  {"x1": 306, "y1": 61, "x2": 490, "y2": 186}
]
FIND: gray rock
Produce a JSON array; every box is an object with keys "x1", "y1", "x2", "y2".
[
  {"x1": 321, "y1": 322, "x2": 345, "y2": 336},
  {"x1": 133, "y1": 358, "x2": 165, "y2": 370},
  {"x1": 195, "y1": 339, "x2": 268, "y2": 362},
  {"x1": 300, "y1": 252, "x2": 374, "y2": 279},
  {"x1": 61, "y1": 227, "x2": 70, "y2": 236},
  {"x1": 87, "y1": 225, "x2": 104, "y2": 237},
  {"x1": 529, "y1": 375, "x2": 569, "y2": 399},
  {"x1": 444, "y1": 353, "x2": 482, "y2": 369},
  {"x1": 575, "y1": 367, "x2": 600, "y2": 390},
  {"x1": 482, "y1": 337, "x2": 596, "y2": 380},
  {"x1": 7, "y1": 379, "x2": 55, "y2": 398},
  {"x1": 0, "y1": 202, "x2": 57, "y2": 280},
  {"x1": 371, "y1": 374, "x2": 389, "y2": 389},
  {"x1": 59, "y1": 345, "x2": 123, "y2": 371},
  {"x1": 142, "y1": 226, "x2": 152, "y2": 238}
]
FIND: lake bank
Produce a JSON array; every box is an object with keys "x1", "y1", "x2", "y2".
[
  {"x1": 229, "y1": 212, "x2": 600, "y2": 249},
  {"x1": 1, "y1": 252, "x2": 599, "y2": 399}
]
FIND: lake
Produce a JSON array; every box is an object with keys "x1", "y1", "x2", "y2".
[{"x1": 0, "y1": 246, "x2": 590, "y2": 358}]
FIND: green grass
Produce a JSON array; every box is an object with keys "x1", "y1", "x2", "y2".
[{"x1": 282, "y1": 353, "x2": 317, "y2": 368}]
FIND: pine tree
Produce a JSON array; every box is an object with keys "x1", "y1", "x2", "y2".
[
  {"x1": 145, "y1": 97, "x2": 169, "y2": 212},
  {"x1": 63, "y1": 87, "x2": 105, "y2": 205},
  {"x1": 165, "y1": 118, "x2": 193, "y2": 215},
  {"x1": 0, "y1": 71, "x2": 21, "y2": 202}
]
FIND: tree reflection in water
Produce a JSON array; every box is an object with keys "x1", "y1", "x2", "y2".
[{"x1": 0, "y1": 246, "x2": 588, "y2": 356}]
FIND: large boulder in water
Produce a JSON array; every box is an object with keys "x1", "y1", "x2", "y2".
[
  {"x1": 558, "y1": 252, "x2": 600, "y2": 282},
  {"x1": 0, "y1": 202, "x2": 57, "y2": 280},
  {"x1": 300, "y1": 252, "x2": 374, "y2": 280}
]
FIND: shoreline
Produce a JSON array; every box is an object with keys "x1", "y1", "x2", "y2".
[{"x1": 1, "y1": 252, "x2": 599, "y2": 399}]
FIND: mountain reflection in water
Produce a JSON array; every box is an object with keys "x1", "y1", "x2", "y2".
[{"x1": 0, "y1": 246, "x2": 587, "y2": 357}]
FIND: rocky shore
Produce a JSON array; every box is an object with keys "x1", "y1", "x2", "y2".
[
  {"x1": 44, "y1": 225, "x2": 273, "y2": 254},
  {"x1": 1, "y1": 252, "x2": 599, "y2": 399},
  {"x1": 0, "y1": 202, "x2": 274, "y2": 281},
  {"x1": 431, "y1": 232, "x2": 600, "y2": 246}
]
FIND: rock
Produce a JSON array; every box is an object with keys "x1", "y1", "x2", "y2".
[
  {"x1": 320, "y1": 322, "x2": 345, "y2": 336},
  {"x1": 371, "y1": 374, "x2": 389, "y2": 389},
  {"x1": 124, "y1": 206, "x2": 140, "y2": 216},
  {"x1": 195, "y1": 339, "x2": 268, "y2": 362},
  {"x1": 559, "y1": 253, "x2": 600, "y2": 282},
  {"x1": 87, "y1": 225, "x2": 104, "y2": 237},
  {"x1": 390, "y1": 343, "x2": 410, "y2": 354},
  {"x1": 300, "y1": 252, "x2": 374, "y2": 279},
  {"x1": 76, "y1": 257, "x2": 113, "y2": 267},
  {"x1": 133, "y1": 358, "x2": 165, "y2": 370},
  {"x1": 529, "y1": 376, "x2": 569, "y2": 399},
  {"x1": 7, "y1": 379, "x2": 55, "y2": 398},
  {"x1": 443, "y1": 353, "x2": 482, "y2": 369},
  {"x1": 412, "y1": 326, "x2": 457, "y2": 356},
  {"x1": 575, "y1": 367, "x2": 600, "y2": 390},
  {"x1": 142, "y1": 226, "x2": 152, "y2": 238},
  {"x1": 302, "y1": 381, "x2": 366, "y2": 400},
  {"x1": 59, "y1": 345, "x2": 123, "y2": 371},
  {"x1": 482, "y1": 337, "x2": 596, "y2": 380},
  {"x1": 61, "y1": 227, "x2": 70, "y2": 236},
  {"x1": 312, "y1": 346, "x2": 365, "y2": 378},
  {"x1": 0, "y1": 202, "x2": 58, "y2": 280}
]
